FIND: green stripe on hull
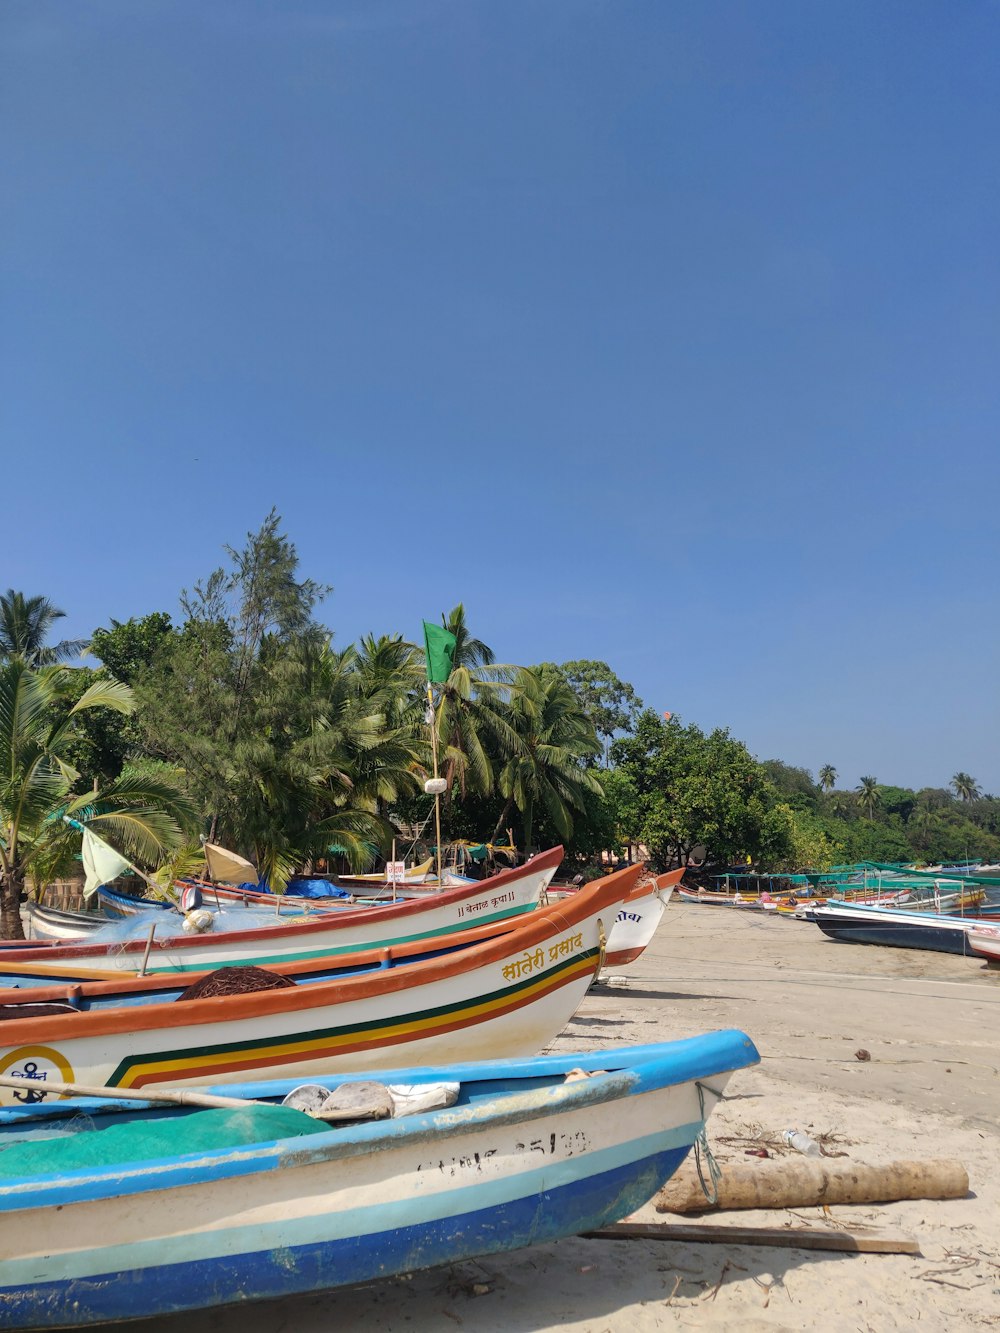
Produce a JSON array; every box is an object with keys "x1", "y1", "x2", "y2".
[
  {"x1": 136, "y1": 903, "x2": 538, "y2": 976},
  {"x1": 106, "y1": 948, "x2": 601, "y2": 1087}
]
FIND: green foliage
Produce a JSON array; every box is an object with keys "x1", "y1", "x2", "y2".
[
  {"x1": 771, "y1": 806, "x2": 838, "y2": 872},
  {"x1": 490, "y1": 663, "x2": 602, "y2": 853},
  {"x1": 133, "y1": 518, "x2": 425, "y2": 886},
  {"x1": 432, "y1": 604, "x2": 517, "y2": 800},
  {"x1": 553, "y1": 660, "x2": 644, "y2": 764},
  {"x1": 877, "y1": 785, "x2": 917, "y2": 824},
  {"x1": 90, "y1": 613, "x2": 174, "y2": 685},
  {"x1": 761, "y1": 760, "x2": 819, "y2": 811},
  {"x1": 839, "y1": 814, "x2": 915, "y2": 864},
  {"x1": 607, "y1": 711, "x2": 795, "y2": 870},
  {"x1": 16, "y1": 522, "x2": 999, "y2": 885},
  {"x1": 951, "y1": 772, "x2": 982, "y2": 802},
  {"x1": 0, "y1": 590, "x2": 86, "y2": 665},
  {"x1": 857, "y1": 775, "x2": 881, "y2": 820},
  {"x1": 0, "y1": 660, "x2": 190, "y2": 937}
]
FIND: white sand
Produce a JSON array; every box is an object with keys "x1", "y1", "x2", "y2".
[{"x1": 133, "y1": 905, "x2": 1000, "y2": 1332}]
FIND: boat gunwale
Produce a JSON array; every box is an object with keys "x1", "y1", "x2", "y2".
[{"x1": 0, "y1": 847, "x2": 565, "y2": 962}]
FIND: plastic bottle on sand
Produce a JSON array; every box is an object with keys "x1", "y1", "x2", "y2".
[{"x1": 782, "y1": 1128, "x2": 821, "y2": 1157}]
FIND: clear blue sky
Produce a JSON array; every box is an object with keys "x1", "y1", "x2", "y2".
[{"x1": 3, "y1": 1, "x2": 998, "y2": 793}]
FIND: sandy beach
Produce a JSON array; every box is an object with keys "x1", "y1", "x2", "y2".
[{"x1": 132, "y1": 904, "x2": 1000, "y2": 1333}]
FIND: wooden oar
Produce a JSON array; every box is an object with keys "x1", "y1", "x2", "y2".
[{"x1": 0, "y1": 1072, "x2": 250, "y2": 1111}]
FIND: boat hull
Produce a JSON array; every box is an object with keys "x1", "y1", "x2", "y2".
[
  {"x1": 812, "y1": 905, "x2": 978, "y2": 954},
  {"x1": 602, "y1": 869, "x2": 681, "y2": 965},
  {"x1": 967, "y1": 925, "x2": 1000, "y2": 963},
  {"x1": 0, "y1": 870, "x2": 638, "y2": 1101},
  {"x1": 0, "y1": 848, "x2": 564, "y2": 985},
  {"x1": 22, "y1": 905, "x2": 104, "y2": 942},
  {"x1": 0, "y1": 1033, "x2": 759, "y2": 1328},
  {"x1": 678, "y1": 888, "x2": 762, "y2": 909}
]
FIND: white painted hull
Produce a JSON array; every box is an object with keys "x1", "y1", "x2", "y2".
[
  {"x1": 0, "y1": 881, "x2": 623, "y2": 1101},
  {"x1": 0, "y1": 850, "x2": 562, "y2": 985},
  {"x1": 968, "y1": 924, "x2": 1000, "y2": 962}
]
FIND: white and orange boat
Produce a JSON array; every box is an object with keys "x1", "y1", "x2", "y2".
[
  {"x1": 552, "y1": 868, "x2": 682, "y2": 965},
  {"x1": 0, "y1": 848, "x2": 563, "y2": 986},
  {"x1": 0, "y1": 864, "x2": 642, "y2": 1102}
]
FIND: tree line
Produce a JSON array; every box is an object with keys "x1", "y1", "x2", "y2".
[{"x1": 0, "y1": 513, "x2": 994, "y2": 936}]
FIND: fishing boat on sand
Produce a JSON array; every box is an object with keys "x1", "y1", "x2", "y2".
[
  {"x1": 966, "y1": 922, "x2": 1000, "y2": 964},
  {"x1": 811, "y1": 902, "x2": 983, "y2": 955},
  {"x1": 20, "y1": 903, "x2": 106, "y2": 943},
  {"x1": 0, "y1": 1031, "x2": 759, "y2": 1329},
  {"x1": 552, "y1": 868, "x2": 682, "y2": 965},
  {"x1": 25, "y1": 891, "x2": 325, "y2": 943},
  {"x1": 0, "y1": 847, "x2": 564, "y2": 985},
  {"x1": 0, "y1": 866, "x2": 641, "y2": 1098},
  {"x1": 678, "y1": 886, "x2": 764, "y2": 908},
  {"x1": 97, "y1": 881, "x2": 335, "y2": 921}
]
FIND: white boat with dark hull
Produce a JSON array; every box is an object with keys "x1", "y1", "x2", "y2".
[{"x1": 812, "y1": 902, "x2": 982, "y2": 955}]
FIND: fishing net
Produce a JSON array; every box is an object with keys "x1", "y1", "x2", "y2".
[
  {"x1": 0, "y1": 1104, "x2": 330, "y2": 1179},
  {"x1": 175, "y1": 965, "x2": 297, "y2": 1001}
]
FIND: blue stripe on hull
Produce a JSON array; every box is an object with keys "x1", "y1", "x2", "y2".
[{"x1": 0, "y1": 1146, "x2": 689, "y2": 1330}]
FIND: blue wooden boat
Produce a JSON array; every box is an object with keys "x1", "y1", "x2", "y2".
[
  {"x1": 0, "y1": 1032, "x2": 758, "y2": 1328},
  {"x1": 97, "y1": 881, "x2": 325, "y2": 920},
  {"x1": 812, "y1": 902, "x2": 981, "y2": 954}
]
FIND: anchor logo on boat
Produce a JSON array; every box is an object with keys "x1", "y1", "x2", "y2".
[
  {"x1": 0, "y1": 1046, "x2": 74, "y2": 1105},
  {"x1": 9, "y1": 1061, "x2": 48, "y2": 1103}
]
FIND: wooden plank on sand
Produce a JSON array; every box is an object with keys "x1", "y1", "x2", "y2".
[{"x1": 583, "y1": 1221, "x2": 921, "y2": 1255}]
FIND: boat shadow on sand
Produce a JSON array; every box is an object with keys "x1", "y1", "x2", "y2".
[
  {"x1": 124, "y1": 1234, "x2": 850, "y2": 1331},
  {"x1": 590, "y1": 985, "x2": 747, "y2": 1002}
]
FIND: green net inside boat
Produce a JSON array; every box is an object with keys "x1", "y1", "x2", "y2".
[{"x1": 0, "y1": 1104, "x2": 330, "y2": 1179}]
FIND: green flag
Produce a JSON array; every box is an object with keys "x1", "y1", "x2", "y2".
[
  {"x1": 80, "y1": 826, "x2": 132, "y2": 899},
  {"x1": 423, "y1": 620, "x2": 457, "y2": 683}
]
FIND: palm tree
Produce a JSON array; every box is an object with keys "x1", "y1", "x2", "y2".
[
  {"x1": 0, "y1": 590, "x2": 87, "y2": 664},
  {"x1": 951, "y1": 772, "x2": 981, "y2": 802},
  {"x1": 301, "y1": 636, "x2": 424, "y2": 820},
  {"x1": 912, "y1": 806, "x2": 936, "y2": 850},
  {"x1": 202, "y1": 634, "x2": 426, "y2": 888},
  {"x1": 818, "y1": 764, "x2": 837, "y2": 792},
  {"x1": 431, "y1": 605, "x2": 519, "y2": 800},
  {"x1": 353, "y1": 633, "x2": 425, "y2": 737},
  {"x1": 857, "y1": 775, "x2": 880, "y2": 821},
  {"x1": 0, "y1": 659, "x2": 193, "y2": 937},
  {"x1": 490, "y1": 665, "x2": 603, "y2": 853}
]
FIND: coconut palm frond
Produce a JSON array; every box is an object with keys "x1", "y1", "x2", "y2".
[
  {"x1": 152, "y1": 843, "x2": 208, "y2": 890},
  {"x1": 83, "y1": 810, "x2": 186, "y2": 867},
  {"x1": 68, "y1": 677, "x2": 136, "y2": 718}
]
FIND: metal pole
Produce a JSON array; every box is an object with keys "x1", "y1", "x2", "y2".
[{"x1": 428, "y1": 683, "x2": 443, "y2": 886}]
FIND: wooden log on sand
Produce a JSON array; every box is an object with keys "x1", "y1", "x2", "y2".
[{"x1": 655, "y1": 1158, "x2": 969, "y2": 1214}]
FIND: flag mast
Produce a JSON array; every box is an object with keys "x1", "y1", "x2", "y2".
[
  {"x1": 427, "y1": 682, "x2": 444, "y2": 886},
  {"x1": 422, "y1": 620, "x2": 456, "y2": 887}
]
